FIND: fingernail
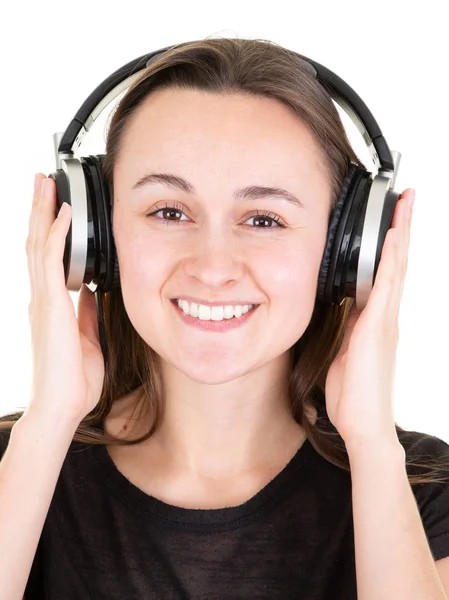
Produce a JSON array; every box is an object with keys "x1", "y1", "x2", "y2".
[
  {"x1": 409, "y1": 189, "x2": 415, "y2": 210},
  {"x1": 34, "y1": 174, "x2": 41, "y2": 192}
]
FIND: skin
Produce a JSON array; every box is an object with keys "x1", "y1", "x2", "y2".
[{"x1": 107, "y1": 88, "x2": 332, "y2": 492}]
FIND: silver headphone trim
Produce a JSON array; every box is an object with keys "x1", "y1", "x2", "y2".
[
  {"x1": 71, "y1": 71, "x2": 144, "y2": 152},
  {"x1": 53, "y1": 132, "x2": 73, "y2": 169},
  {"x1": 356, "y1": 174, "x2": 389, "y2": 309},
  {"x1": 355, "y1": 150, "x2": 401, "y2": 309},
  {"x1": 60, "y1": 159, "x2": 88, "y2": 291}
]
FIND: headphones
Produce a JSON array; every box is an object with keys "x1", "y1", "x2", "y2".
[{"x1": 48, "y1": 41, "x2": 401, "y2": 363}]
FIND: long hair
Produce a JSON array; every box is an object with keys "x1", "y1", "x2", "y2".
[{"x1": 2, "y1": 36, "x2": 448, "y2": 486}]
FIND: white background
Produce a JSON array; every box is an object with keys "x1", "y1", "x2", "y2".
[{"x1": 0, "y1": 0, "x2": 447, "y2": 442}]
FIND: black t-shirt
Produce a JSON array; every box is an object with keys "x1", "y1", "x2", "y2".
[{"x1": 1, "y1": 424, "x2": 449, "y2": 599}]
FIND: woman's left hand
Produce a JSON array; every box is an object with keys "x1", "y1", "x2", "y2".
[{"x1": 324, "y1": 188, "x2": 415, "y2": 450}]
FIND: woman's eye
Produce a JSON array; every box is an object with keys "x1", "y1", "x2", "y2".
[
  {"x1": 146, "y1": 205, "x2": 285, "y2": 229},
  {"x1": 146, "y1": 204, "x2": 187, "y2": 225},
  {"x1": 158, "y1": 207, "x2": 187, "y2": 222},
  {"x1": 244, "y1": 213, "x2": 284, "y2": 228}
]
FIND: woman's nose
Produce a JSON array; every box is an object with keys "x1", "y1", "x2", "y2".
[{"x1": 182, "y1": 224, "x2": 245, "y2": 288}]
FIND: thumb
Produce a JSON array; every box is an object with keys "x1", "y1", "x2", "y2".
[{"x1": 77, "y1": 284, "x2": 101, "y2": 348}]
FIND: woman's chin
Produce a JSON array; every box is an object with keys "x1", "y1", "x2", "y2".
[{"x1": 172, "y1": 359, "x2": 256, "y2": 386}]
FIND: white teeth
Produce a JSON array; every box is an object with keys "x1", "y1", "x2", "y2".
[
  {"x1": 223, "y1": 305, "x2": 234, "y2": 319},
  {"x1": 198, "y1": 305, "x2": 211, "y2": 320},
  {"x1": 176, "y1": 299, "x2": 254, "y2": 321}
]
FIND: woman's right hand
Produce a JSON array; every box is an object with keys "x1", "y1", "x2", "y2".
[{"x1": 25, "y1": 173, "x2": 106, "y2": 426}]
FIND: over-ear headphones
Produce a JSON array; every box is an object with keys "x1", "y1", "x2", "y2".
[{"x1": 48, "y1": 41, "x2": 401, "y2": 363}]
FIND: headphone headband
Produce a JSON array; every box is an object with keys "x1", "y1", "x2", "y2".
[{"x1": 56, "y1": 43, "x2": 394, "y2": 172}]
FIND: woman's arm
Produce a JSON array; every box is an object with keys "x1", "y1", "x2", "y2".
[
  {"x1": 347, "y1": 440, "x2": 448, "y2": 600},
  {"x1": 0, "y1": 409, "x2": 79, "y2": 600}
]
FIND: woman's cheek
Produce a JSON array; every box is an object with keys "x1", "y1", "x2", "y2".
[{"x1": 267, "y1": 241, "x2": 318, "y2": 297}]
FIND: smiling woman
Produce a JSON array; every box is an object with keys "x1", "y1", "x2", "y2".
[{"x1": 1, "y1": 36, "x2": 449, "y2": 600}]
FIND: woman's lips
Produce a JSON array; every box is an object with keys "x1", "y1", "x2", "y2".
[{"x1": 171, "y1": 299, "x2": 259, "y2": 332}]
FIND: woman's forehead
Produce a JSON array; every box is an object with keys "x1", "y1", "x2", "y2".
[{"x1": 116, "y1": 89, "x2": 331, "y2": 197}]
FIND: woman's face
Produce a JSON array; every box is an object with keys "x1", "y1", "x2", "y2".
[{"x1": 112, "y1": 88, "x2": 332, "y2": 384}]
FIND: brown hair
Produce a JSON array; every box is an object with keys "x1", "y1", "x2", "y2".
[{"x1": 2, "y1": 36, "x2": 448, "y2": 486}]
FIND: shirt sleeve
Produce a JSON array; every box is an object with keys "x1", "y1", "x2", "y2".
[{"x1": 401, "y1": 431, "x2": 449, "y2": 561}]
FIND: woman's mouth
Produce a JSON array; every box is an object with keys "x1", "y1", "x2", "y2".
[{"x1": 171, "y1": 299, "x2": 259, "y2": 332}]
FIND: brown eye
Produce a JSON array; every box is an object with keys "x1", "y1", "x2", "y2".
[
  {"x1": 244, "y1": 211, "x2": 285, "y2": 229},
  {"x1": 145, "y1": 202, "x2": 188, "y2": 225},
  {"x1": 160, "y1": 208, "x2": 183, "y2": 221}
]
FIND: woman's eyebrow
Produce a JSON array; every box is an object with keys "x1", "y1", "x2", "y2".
[{"x1": 132, "y1": 172, "x2": 306, "y2": 209}]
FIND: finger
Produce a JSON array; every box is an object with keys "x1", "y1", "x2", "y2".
[
  {"x1": 41, "y1": 201, "x2": 72, "y2": 299},
  {"x1": 395, "y1": 200, "x2": 410, "y2": 301},
  {"x1": 33, "y1": 178, "x2": 59, "y2": 297},
  {"x1": 26, "y1": 173, "x2": 47, "y2": 305},
  {"x1": 369, "y1": 225, "x2": 401, "y2": 321},
  {"x1": 364, "y1": 192, "x2": 414, "y2": 322},
  {"x1": 382, "y1": 191, "x2": 413, "y2": 302},
  {"x1": 391, "y1": 195, "x2": 413, "y2": 307},
  {"x1": 399, "y1": 190, "x2": 413, "y2": 290},
  {"x1": 391, "y1": 189, "x2": 414, "y2": 229}
]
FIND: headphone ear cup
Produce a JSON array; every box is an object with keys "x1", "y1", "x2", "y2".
[
  {"x1": 83, "y1": 155, "x2": 120, "y2": 292},
  {"x1": 49, "y1": 154, "x2": 119, "y2": 294},
  {"x1": 317, "y1": 163, "x2": 371, "y2": 306}
]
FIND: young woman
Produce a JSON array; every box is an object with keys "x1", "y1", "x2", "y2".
[{"x1": 1, "y1": 37, "x2": 449, "y2": 599}]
